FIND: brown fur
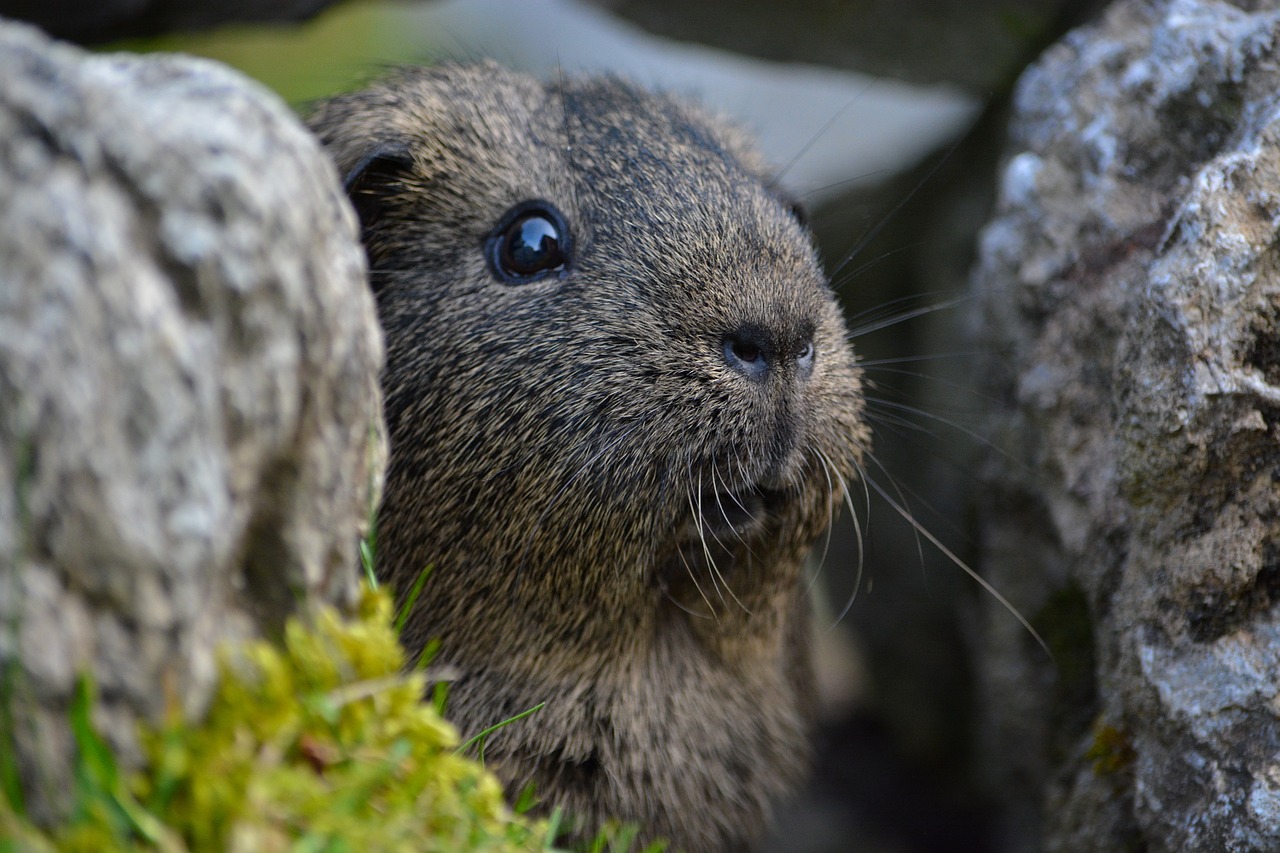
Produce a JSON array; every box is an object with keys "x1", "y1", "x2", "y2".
[{"x1": 307, "y1": 63, "x2": 868, "y2": 852}]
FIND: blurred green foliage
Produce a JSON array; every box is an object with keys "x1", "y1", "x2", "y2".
[
  {"x1": 0, "y1": 587, "x2": 559, "y2": 852},
  {"x1": 106, "y1": 1, "x2": 420, "y2": 107}
]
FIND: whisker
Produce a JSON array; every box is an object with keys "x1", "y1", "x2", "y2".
[
  {"x1": 863, "y1": 408, "x2": 945, "y2": 438},
  {"x1": 712, "y1": 463, "x2": 762, "y2": 560},
  {"x1": 863, "y1": 468, "x2": 1051, "y2": 659},
  {"x1": 817, "y1": 450, "x2": 840, "y2": 545},
  {"x1": 662, "y1": 579, "x2": 714, "y2": 620},
  {"x1": 865, "y1": 397, "x2": 1015, "y2": 463},
  {"x1": 862, "y1": 409, "x2": 1033, "y2": 534},
  {"x1": 867, "y1": 451, "x2": 970, "y2": 544},
  {"x1": 709, "y1": 465, "x2": 738, "y2": 544},
  {"x1": 798, "y1": 167, "x2": 893, "y2": 200},
  {"x1": 846, "y1": 295, "x2": 969, "y2": 340},
  {"x1": 700, "y1": 476, "x2": 738, "y2": 555},
  {"x1": 734, "y1": 455, "x2": 753, "y2": 497},
  {"x1": 554, "y1": 58, "x2": 583, "y2": 232},
  {"x1": 865, "y1": 453, "x2": 927, "y2": 580},
  {"x1": 673, "y1": 515, "x2": 718, "y2": 623},
  {"x1": 828, "y1": 452, "x2": 868, "y2": 629},
  {"x1": 829, "y1": 139, "x2": 960, "y2": 281},
  {"x1": 689, "y1": 467, "x2": 727, "y2": 608},
  {"x1": 831, "y1": 242, "x2": 926, "y2": 289},
  {"x1": 774, "y1": 84, "x2": 874, "y2": 183},
  {"x1": 843, "y1": 290, "x2": 952, "y2": 326},
  {"x1": 860, "y1": 366, "x2": 1004, "y2": 408},
  {"x1": 857, "y1": 351, "x2": 987, "y2": 368},
  {"x1": 696, "y1": 469, "x2": 752, "y2": 616},
  {"x1": 805, "y1": 449, "x2": 838, "y2": 598}
]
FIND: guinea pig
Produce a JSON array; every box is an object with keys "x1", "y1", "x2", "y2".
[{"x1": 308, "y1": 61, "x2": 868, "y2": 852}]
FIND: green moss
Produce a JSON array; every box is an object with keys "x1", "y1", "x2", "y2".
[
  {"x1": 1086, "y1": 722, "x2": 1136, "y2": 778},
  {"x1": 1, "y1": 587, "x2": 562, "y2": 852}
]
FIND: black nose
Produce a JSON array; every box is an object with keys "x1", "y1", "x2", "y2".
[{"x1": 722, "y1": 325, "x2": 814, "y2": 381}]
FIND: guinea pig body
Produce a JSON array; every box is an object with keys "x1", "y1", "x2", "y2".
[{"x1": 308, "y1": 63, "x2": 868, "y2": 852}]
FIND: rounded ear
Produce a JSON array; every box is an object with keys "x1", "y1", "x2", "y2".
[
  {"x1": 339, "y1": 145, "x2": 413, "y2": 293},
  {"x1": 340, "y1": 144, "x2": 414, "y2": 294}
]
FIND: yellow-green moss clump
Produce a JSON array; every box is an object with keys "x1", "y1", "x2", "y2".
[{"x1": 1, "y1": 586, "x2": 559, "y2": 852}]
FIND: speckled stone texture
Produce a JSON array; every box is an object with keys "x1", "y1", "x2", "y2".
[
  {"x1": 972, "y1": 1, "x2": 1280, "y2": 851},
  {"x1": 0, "y1": 20, "x2": 383, "y2": 822}
]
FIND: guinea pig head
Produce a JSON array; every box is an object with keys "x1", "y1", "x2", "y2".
[{"x1": 308, "y1": 63, "x2": 869, "y2": 652}]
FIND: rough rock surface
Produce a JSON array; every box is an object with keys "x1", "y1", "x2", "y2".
[
  {"x1": 0, "y1": 20, "x2": 383, "y2": 821},
  {"x1": 973, "y1": 1, "x2": 1280, "y2": 851}
]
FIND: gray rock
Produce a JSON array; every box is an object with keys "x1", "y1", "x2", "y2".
[
  {"x1": 0, "y1": 19, "x2": 383, "y2": 821},
  {"x1": 972, "y1": 0, "x2": 1280, "y2": 850}
]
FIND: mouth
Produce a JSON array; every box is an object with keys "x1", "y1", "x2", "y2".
[
  {"x1": 656, "y1": 485, "x2": 789, "y2": 604},
  {"x1": 681, "y1": 487, "x2": 775, "y2": 547}
]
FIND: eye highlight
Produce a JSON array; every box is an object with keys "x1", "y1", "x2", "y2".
[{"x1": 486, "y1": 200, "x2": 572, "y2": 284}]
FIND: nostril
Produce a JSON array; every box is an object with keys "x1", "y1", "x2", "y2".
[
  {"x1": 733, "y1": 339, "x2": 762, "y2": 363},
  {"x1": 795, "y1": 339, "x2": 815, "y2": 375},
  {"x1": 723, "y1": 329, "x2": 771, "y2": 380}
]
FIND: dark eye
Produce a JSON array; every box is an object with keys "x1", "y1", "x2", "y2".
[{"x1": 486, "y1": 201, "x2": 572, "y2": 283}]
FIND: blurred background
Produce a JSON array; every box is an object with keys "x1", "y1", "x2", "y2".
[{"x1": 60, "y1": 0, "x2": 1111, "y2": 848}]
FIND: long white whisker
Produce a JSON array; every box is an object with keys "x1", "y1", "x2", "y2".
[
  {"x1": 798, "y1": 167, "x2": 892, "y2": 201},
  {"x1": 805, "y1": 449, "x2": 838, "y2": 599},
  {"x1": 698, "y1": 469, "x2": 752, "y2": 616},
  {"x1": 829, "y1": 453, "x2": 867, "y2": 628},
  {"x1": 832, "y1": 242, "x2": 927, "y2": 289},
  {"x1": 662, "y1": 580, "x2": 714, "y2": 620},
  {"x1": 774, "y1": 86, "x2": 872, "y2": 183},
  {"x1": 865, "y1": 467, "x2": 1051, "y2": 658},
  {"x1": 672, "y1": 514, "x2": 717, "y2": 622},
  {"x1": 865, "y1": 397, "x2": 1007, "y2": 457},
  {"x1": 857, "y1": 351, "x2": 987, "y2": 368},
  {"x1": 689, "y1": 469, "x2": 727, "y2": 609},
  {"x1": 846, "y1": 296, "x2": 968, "y2": 339},
  {"x1": 709, "y1": 464, "x2": 739, "y2": 547},
  {"x1": 864, "y1": 410, "x2": 943, "y2": 437},
  {"x1": 843, "y1": 290, "x2": 952, "y2": 325},
  {"x1": 864, "y1": 452, "x2": 926, "y2": 576},
  {"x1": 830, "y1": 140, "x2": 959, "y2": 280},
  {"x1": 713, "y1": 463, "x2": 760, "y2": 558},
  {"x1": 861, "y1": 368, "x2": 1006, "y2": 414}
]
